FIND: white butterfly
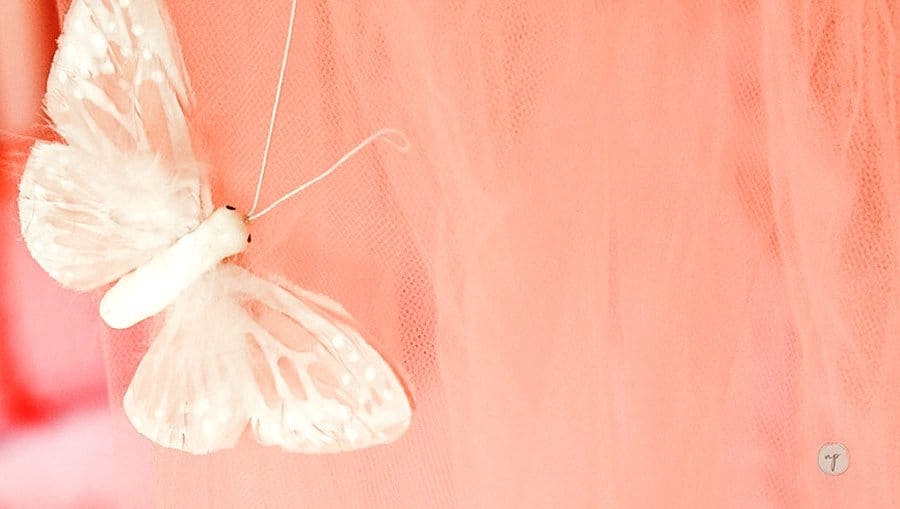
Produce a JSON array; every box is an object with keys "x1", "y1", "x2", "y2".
[{"x1": 17, "y1": 0, "x2": 412, "y2": 455}]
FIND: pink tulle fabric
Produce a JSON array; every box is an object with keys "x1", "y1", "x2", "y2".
[
  {"x1": 1, "y1": 4, "x2": 113, "y2": 507},
  {"x1": 18, "y1": 0, "x2": 900, "y2": 506}
]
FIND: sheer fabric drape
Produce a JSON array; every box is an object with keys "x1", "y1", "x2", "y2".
[{"x1": 44, "y1": 1, "x2": 900, "y2": 507}]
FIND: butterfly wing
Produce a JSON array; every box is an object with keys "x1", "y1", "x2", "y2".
[
  {"x1": 123, "y1": 264, "x2": 412, "y2": 454},
  {"x1": 48, "y1": 0, "x2": 195, "y2": 161},
  {"x1": 18, "y1": 0, "x2": 206, "y2": 290}
]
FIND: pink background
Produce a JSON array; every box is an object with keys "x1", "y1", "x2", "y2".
[
  {"x1": 1, "y1": 1, "x2": 114, "y2": 507},
  {"x1": 4, "y1": 1, "x2": 900, "y2": 507}
]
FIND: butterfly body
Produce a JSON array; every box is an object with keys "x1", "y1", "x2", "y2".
[
  {"x1": 100, "y1": 207, "x2": 249, "y2": 329},
  {"x1": 18, "y1": 0, "x2": 412, "y2": 455}
]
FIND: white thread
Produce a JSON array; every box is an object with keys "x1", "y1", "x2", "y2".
[
  {"x1": 247, "y1": 0, "x2": 299, "y2": 218},
  {"x1": 246, "y1": 0, "x2": 411, "y2": 221},
  {"x1": 247, "y1": 128, "x2": 410, "y2": 221}
]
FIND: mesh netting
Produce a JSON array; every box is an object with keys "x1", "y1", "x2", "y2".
[{"x1": 47, "y1": 0, "x2": 900, "y2": 506}]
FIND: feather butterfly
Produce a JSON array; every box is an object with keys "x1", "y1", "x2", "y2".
[{"x1": 17, "y1": 0, "x2": 412, "y2": 454}]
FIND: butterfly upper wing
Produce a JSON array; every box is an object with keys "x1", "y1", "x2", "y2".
[
  {"x1": 123, "y1": 265, "x2": 412, "y2": 454},
  {"x1": 19, "y1": 0, "x2": 206, "y2": 291},
  {"x1": 48, "y1": 0, "x2": 195, "y2": 162}
]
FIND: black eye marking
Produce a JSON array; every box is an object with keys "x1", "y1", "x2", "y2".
[
  {"x1": 247, "y1": 234, "x2": 252, "y2": 243},
  {"x1": 225, "y1": 205, "x2": 236, "y2": 211}
]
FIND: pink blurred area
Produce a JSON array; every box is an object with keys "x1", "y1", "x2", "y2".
[{"x1": 1, "y1": 1, "x2": 115, "y2": 507}]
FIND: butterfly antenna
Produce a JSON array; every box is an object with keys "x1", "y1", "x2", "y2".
[
  {"x1": 245, "y1": 0, "x2": 411, "y2": 222},
  {"x1": 247, "y1": 128, "x2": 410, "y2": 221},
  {"x1": 247, "y1": 0, "x2": 299, "y2": 218}
]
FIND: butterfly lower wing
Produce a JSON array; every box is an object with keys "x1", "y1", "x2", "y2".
[
  {"x1": 123, "y1": 302, "x2": 252, "y2": 454},
  {"x1": 123, "y1": 264, "x2": 411, "y2": 455},
  {"x1": 123, "y1": 265, "x2": 263, "y2": 454},
  {"x1": 231, "y1": 266, "x2": 412, "y2": 452}
]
